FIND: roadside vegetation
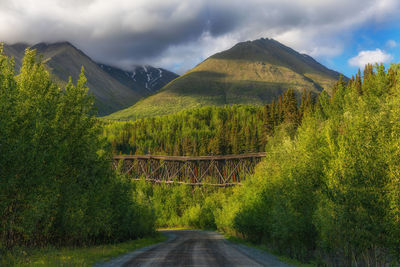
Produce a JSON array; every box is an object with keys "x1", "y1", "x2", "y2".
[
  {"x1": 221, "y1": 65, "x2": 400, "y2": 265},
  {"x1": 1, "y1": 234, "x2": 165, "y2": 266},
  {"x1": 0, "y1": 48, "x2": 155, "y2": 263}
]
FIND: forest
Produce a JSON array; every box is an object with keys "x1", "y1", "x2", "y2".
[{"x1": 103, "y1": 88, "x2": 314, "y2": 156}]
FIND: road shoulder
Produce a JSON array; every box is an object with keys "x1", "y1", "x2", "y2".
[{"x1": 93, "y1": 232, "x2": 175, "y2": 267}]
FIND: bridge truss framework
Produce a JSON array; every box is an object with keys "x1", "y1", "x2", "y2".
[{"x1": 113, "y1": 153, "x2": 266, "y2": 186}]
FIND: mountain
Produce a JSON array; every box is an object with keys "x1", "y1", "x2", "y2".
[
  {"x1": 2, "y1": 42, "x2": 178, "y2": 116},
  {"x1": 99, "y1": 64, "x2": 178, "y2": 94},
  {"x1": 106, "y1": 38, "x2": 344, "y2": 121}
]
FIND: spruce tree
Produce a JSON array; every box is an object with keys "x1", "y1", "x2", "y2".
[{"x1": 282, "y1": 89, "x2": 299, "y2": 125}]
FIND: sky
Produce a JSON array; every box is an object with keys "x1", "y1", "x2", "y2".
[{"x1": 0, "y1": 0, "x2": 399, "y2": 77}]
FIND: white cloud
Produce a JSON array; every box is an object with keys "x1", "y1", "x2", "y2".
[
  {"x1": 348, "y1": 49, "x2": 393, "y2": 68},
  {"x1": 386, "y1": 39, "x2": 397, "y2": 48},
  {"x1": 0, "y1": 0, "x2": 399, "y2": 73}
]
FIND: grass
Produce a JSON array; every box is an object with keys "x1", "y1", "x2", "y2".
[
  {"x1": 225, "y1": 234, "x2": 317, "y2": 267},
  {"x1": 157, "y1": 227, "x2": 195, "y2": 230},
  {"x1": 1, "y1": 233, "x2": 167, "y2": 266}
]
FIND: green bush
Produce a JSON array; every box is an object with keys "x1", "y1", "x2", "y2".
[{"x1": 0, "y1": 47, "x2": 154, "y2": 249}]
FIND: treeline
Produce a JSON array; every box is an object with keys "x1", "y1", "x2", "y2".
[
  {"x1": 217, "y1": 65, "x2": 400, "y2": 265},
  {"x1": 0, "y1": 48, "x2": 154, "y2": 251},
  {"x1": 103, "y1": 89, "x2": 314, "y2": 156}
]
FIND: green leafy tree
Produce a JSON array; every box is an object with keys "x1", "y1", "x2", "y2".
[{"x1": 0, "y1": 48, "x2": 154, "y2": 249}]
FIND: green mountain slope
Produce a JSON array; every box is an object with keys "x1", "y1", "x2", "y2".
[
  {"x1": 3, "y1": 42, "x2": 178, "y2": 116},
  {"x1": 106, "y1": 38, "x2": 344, "y2": 121}
]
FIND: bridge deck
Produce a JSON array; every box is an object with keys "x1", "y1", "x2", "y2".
[{"x1": 113, "y1": 152, "x2": 266, "y2": 161}]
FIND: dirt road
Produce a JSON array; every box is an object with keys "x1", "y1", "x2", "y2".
[{"x1": 96, "y1": 230, "x2": 293, "y2": 267}]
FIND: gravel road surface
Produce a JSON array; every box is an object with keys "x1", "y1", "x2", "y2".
[{"x1": 95, "y1": 230, "x2": 293, "y2": 267}]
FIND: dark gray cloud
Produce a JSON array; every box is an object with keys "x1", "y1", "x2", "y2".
[{"x1": 0, "y1": 0, "x2": 399, "y2": 73}]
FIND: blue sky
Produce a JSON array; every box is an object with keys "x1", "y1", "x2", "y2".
[
  {"x1": 320, "y1": 18, "x2": 400, "y2": 77},
  {"x1": 0, "y1": 0, "x2": 399, "y2": 76}
]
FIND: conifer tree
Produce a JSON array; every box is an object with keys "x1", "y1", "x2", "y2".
[
  {"x1": 355, "y1": 69, "x2": 362, "y2": 95},
  {"x1": 262, "y1": 105, "x2": 275, "y2": 143},
  {"x1": 282, "y1": 89, "x2": 299, "y2": 125}
]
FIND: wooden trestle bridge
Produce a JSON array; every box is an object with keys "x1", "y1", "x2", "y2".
[{"x1": 112, "y1": 153, "x2": 266, "y2": 186}]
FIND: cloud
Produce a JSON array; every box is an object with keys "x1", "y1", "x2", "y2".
[
  {"x1": 348, "y1": 49, "x2": 393, "y2": 68},
  {"x1": 0, "y1": 0, "x2": 399, "y2": 73},
  {"x1": 386, "y1": 39, "x2": 397, "y2": 48}
]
